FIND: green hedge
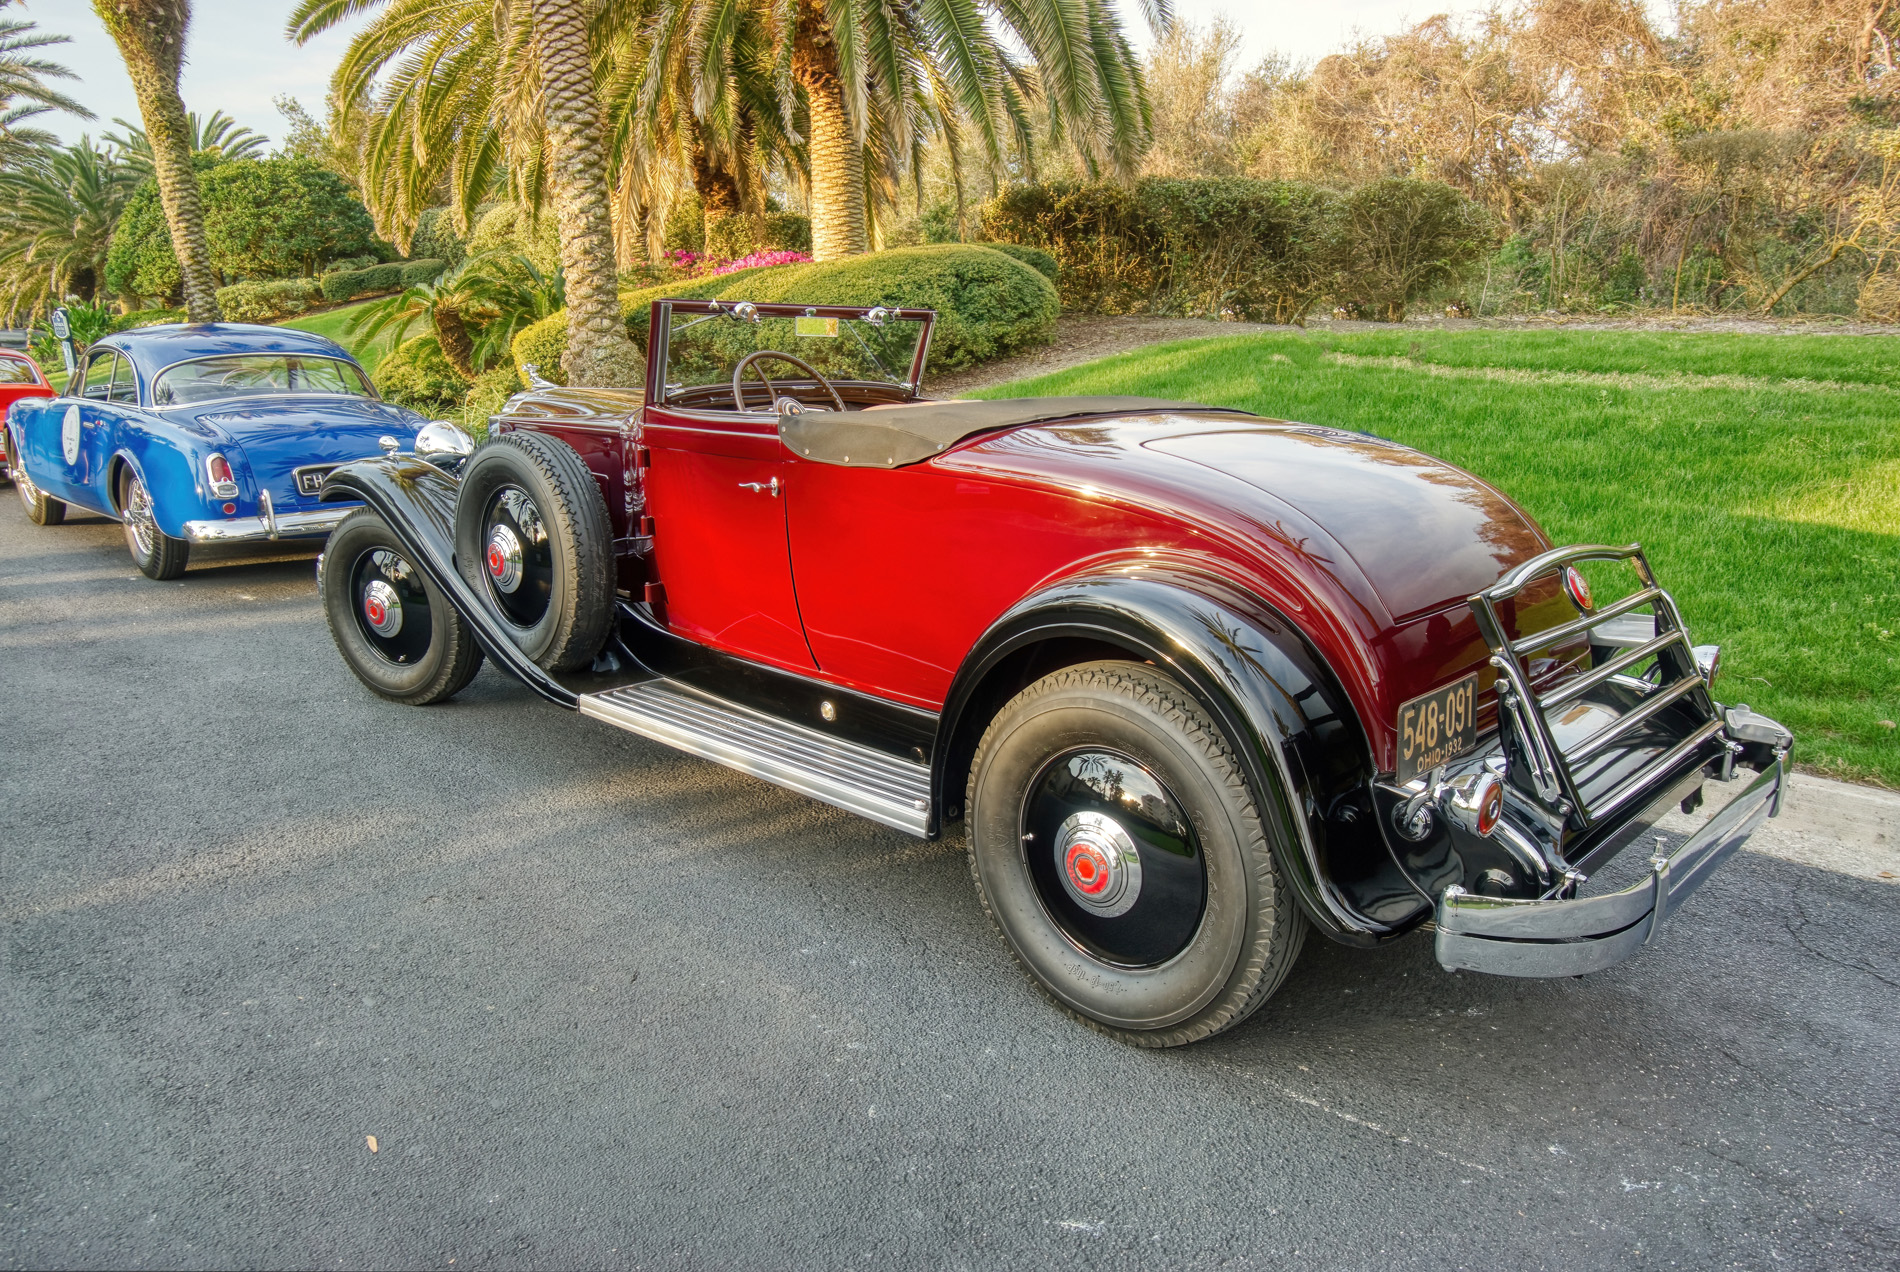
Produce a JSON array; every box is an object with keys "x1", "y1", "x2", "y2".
[
  {"x1": 321, "y1": 259, "x2": 444, "y2": 303},
  {"x1": 979, "y1": 178, "x2": 1343, "y2": 322},
  {"x1": 974, "y1": 241, "x2": 1058, "y2": 282},
  {"x1": 512, "y1": 243, "x2": 1057, "y2": 385},
  {"x1": 214, "y1": 279, "x2": 323, "y2": 323}
]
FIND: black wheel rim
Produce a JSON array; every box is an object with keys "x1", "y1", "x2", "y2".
[
  {"x1": 1019, "y1": 749, "x2": 1207, "y2": 967},
  {"x1": 348, "y1": 545, "x2": 434, "y2": 666},
  {"x1": 479, "y1": 484, "x2": 553, "y2": 627}
]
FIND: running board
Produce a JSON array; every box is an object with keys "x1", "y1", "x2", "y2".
[{"x1": 578, "y1": 680, "x2": 932, "y2": 836}]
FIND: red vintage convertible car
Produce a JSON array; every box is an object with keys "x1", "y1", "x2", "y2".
[
  {"x1": 0, "y1": 347, "x2": 57, "y2": 479},
  {"x1": 319, "y1": 299, "x2": 1791, "y2": 1046}
]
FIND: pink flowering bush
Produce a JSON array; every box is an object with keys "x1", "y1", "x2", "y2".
[{"x1": 709, "y1": 250, "x2": 812, "y2": 277}]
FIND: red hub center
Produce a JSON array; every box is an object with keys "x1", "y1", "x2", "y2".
[
  {"x1": 1065, "y1": 841, "x2": 1112, "y2": 897},
  {"x1": 487, "y1": 544, "x2": 506, "y2": 577},
  {"x1": 365, "y1": 597, "x2": 386, "y2": 626}
]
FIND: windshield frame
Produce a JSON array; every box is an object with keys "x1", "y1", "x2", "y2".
[
  {"x1": 644, "y1": 299, "x2": 936, "y2": 407},
  {"x1": 147, "y1": 352, "x2": 380, "y2": 410}
]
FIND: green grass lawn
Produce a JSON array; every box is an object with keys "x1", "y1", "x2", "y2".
[
  {"x1": 280, "y1": 299, "x2": 395, "y2": 374},
  {"x1": 981, "y1": 328, "x2": 1900, "y2": 787}
]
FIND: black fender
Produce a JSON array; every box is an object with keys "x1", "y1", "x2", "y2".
[
  {"x1": 321, "y1": 456, "x2": 579, "y2": 707},
  {"x1": 936, "y1": 566, "x2": 1428, "y2": 946}
]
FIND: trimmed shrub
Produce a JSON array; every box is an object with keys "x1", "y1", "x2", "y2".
[
  {"x1": 511, "y1": 244, "x2": 1058, "y2": 385},
  {"x1": 468, "y1": 202, "x2": 560, "y2": 275},
  {"x1": 373, "y1": 335, "x2": 464, "y2": 414},
  {"x1": 976, "y1": 242, "x2": 1057, "y2": 282},
  {"x1": 322, "y1": 263, "x2": 404, "y2": 302},
  {"x1": 398, "y1": 258, "x2": 448, "y2": 287},
  {"x1": 119, "y1": 307, "x2": 186, "y2": 329},
  {"x1": 459, "y1": 366, "x2": 524, "y2": 438},
  {"x1": 215, "y1": 279, "x2": 322, "y2": 323},
  {"x1": 979, "y1": 178, "x2": 1344, "y2": 322},
  {"x1": 409, "y1": 208, "x2": 467, "y2": 267}
]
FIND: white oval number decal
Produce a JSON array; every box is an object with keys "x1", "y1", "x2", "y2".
[{"x1": 60, "y1": 404, "x2": 80, "y2": 466}]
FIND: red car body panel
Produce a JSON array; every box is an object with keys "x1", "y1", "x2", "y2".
[{"x1": 567, "y1": 400, "x2": 1574, "y2": 777}]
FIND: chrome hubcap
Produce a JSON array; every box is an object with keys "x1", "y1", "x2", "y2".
[
  {"x1": 361, "y1": 579, "x2": 402, "y2": 636},
  {"x1": 1055, "y1": 811, "x2": 1143, "y2": 917},
  {"x1": 486, "y1": 523, "x2": 524, "y2": 593}
]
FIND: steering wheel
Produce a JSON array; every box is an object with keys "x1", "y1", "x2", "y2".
[{"x1": 731, "y1": 350, "x2": 847, "y2": 415}]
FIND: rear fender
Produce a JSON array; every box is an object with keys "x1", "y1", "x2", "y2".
[
  {"x1": 937, "y1": 566, "x2": 1423, "y2": 945},
  {"x1": 320, "y1": 456, "x2": 578, "y2": 707}
]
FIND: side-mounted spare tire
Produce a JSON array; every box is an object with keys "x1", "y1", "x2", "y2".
[{"x1": 454, "y1": 431, "x2": 613, "y2": 673}]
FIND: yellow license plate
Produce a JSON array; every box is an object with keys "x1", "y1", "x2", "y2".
[
  {"x1": 795, "y1": 316, "x2": 839, "y2": 338},
  {"x1": 1396, "y1": 672, "x2": 1479, "y2": 784}
]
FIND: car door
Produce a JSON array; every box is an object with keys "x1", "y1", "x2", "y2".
[
  {"x1": 28, "y1": 348, "x2": 119, "y2": 511},
  {"x1": 640, "y1": 402, "x2": 817, "y2": 671}
]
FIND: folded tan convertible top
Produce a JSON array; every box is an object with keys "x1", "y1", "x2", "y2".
[{"x1": 778, "y1": 396, "x2": 1249, "y2": 469}]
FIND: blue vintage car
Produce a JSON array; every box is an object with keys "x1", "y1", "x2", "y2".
[{"x1": 5, "y1": 324, "x2": 436, "y2": 579}]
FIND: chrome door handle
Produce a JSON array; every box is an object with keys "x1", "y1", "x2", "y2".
[{"x1": 738, "y1": 477, "x2": 781, "y2": 496}]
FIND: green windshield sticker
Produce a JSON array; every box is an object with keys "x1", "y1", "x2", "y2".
[{"x1": 795, "y1": 316, "x2": 839, "y2": 338}]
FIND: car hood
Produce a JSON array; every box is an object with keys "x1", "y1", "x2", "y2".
[{"x1": 187, "y1": 397, "x2": 425, "y2": 472}]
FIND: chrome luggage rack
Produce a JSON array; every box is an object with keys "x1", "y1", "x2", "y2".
[{"x1": 1468, "y1": 543, "x2": 1728, "y2": 832}]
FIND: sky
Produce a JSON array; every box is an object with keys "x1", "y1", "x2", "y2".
[{"x1": 31, "y1": 0, "x2": 1472, "y2": 149}]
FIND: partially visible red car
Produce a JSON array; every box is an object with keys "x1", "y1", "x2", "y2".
[{"x1": 0, "y1": 349, "x2": 56, "y2": 480}]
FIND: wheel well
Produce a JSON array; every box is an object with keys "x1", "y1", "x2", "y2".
[
  {"x1": 104, "y1": 455, "x2": 130, "y2": 513},
  {"x1": 939, "y1": 635, "x2": 1145, "y2": 824}
]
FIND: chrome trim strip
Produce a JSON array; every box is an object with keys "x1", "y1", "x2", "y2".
[
  {"x1": 1509, "y1": 585, "x2": 1662, "y2": 656},
  {"x1": 1584, "y1": 718, "x2": 1727, "y2": 824},
  {"x1": 1484, "y1": 543, "x2": 1643, "y2": 600},
  {"x1": 1566, "y1": 674, "x2": 1705, "y2": 765},
  {"x1": 1435, "y1": 759, "x2": 1782, "y2": 976},
  {"x1": 1540, "y1": 629, "x2": 1687, "y2": 709},
  {"x1": 579, "y1": 679, "x2": 931, "y2": 837},
  {"x1": 181, "y1": 505, "x2": 351, "y2": 543}
]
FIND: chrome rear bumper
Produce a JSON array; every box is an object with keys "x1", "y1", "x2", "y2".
[
  {"x1": 181, "y1": 504, "x2": 351, "y2": 543},
  {"x1": 1435, "y1": 759, "x2": 1784, "y2": 977}
]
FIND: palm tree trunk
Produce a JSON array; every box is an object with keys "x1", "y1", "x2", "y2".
[
  {"x1": 691, "y1": 139, "x2": 745, "y2": 256},
  {"x1": 432, "y1": 307, "x2": 479, "y2": 381},
  {"x1": 527, "y1": 0, "x2": 640, "y2": 387},
  {"x1": 93, "y1": 1, "x2": 221, "y2": 322},
  {"x1": 793, "y1": 0, "x2": 866, "y2": 260}
]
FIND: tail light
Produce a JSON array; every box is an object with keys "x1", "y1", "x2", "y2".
[
  {"x1": 1562, "y1": 565, "x2": 1593, "y2": 611},
  {"x1": 206, "y1": 453, "x2": 238, "y2": 499}
]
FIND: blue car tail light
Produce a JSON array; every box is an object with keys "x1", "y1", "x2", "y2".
[{"x1": 206, "y1": 453, "x2": 239, "y2": 499}]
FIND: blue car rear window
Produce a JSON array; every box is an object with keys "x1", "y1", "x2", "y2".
[{"x1": 152, "y1": 355, "x2": 372, "y2": 405}]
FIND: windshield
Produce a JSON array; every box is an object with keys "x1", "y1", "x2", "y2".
[
  {"x1": 152, "y1": 354, "x2": 374, "y2": 406},
  {"x1": 660, "y1": 303, "x2": 929, "y2": 403}
]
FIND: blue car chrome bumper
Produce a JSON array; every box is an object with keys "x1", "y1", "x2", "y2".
[
  {"x1": 181, "y1": 503, "x2": 351, "y2": 543},
  {"x1": 1435, "y1": 759, "x2": 1784, "y2": 977}
]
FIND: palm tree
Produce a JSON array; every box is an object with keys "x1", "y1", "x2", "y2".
[
  {"x1": 346, "y1": 260, "x2": 484, "y2": 380},
  {"x1": 104, "y1": 109, "x2": 270, "y2": 175},
  {"x1": 90, "y1": 0, "x2": 221, "y2": 322},
  {"x1": 0, "y1": 139, "x2": 141, "y2": 319},
  {"x1": 0, "y1": 18, "x2": 93, "y2": 171},
  {"x1": 525, "y1": 0, "x2": 641, "y2": 384},
  {"x1": 626, "y1": 0, "x2": 1157, "y2": 259},
  {"x1": 293, "y1": 0, "x2": 638, "y2": 384}
]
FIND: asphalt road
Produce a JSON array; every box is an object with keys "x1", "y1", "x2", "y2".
[{"x1": 3, "y1": 504, "x2": 1896, "y2": 1271}]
